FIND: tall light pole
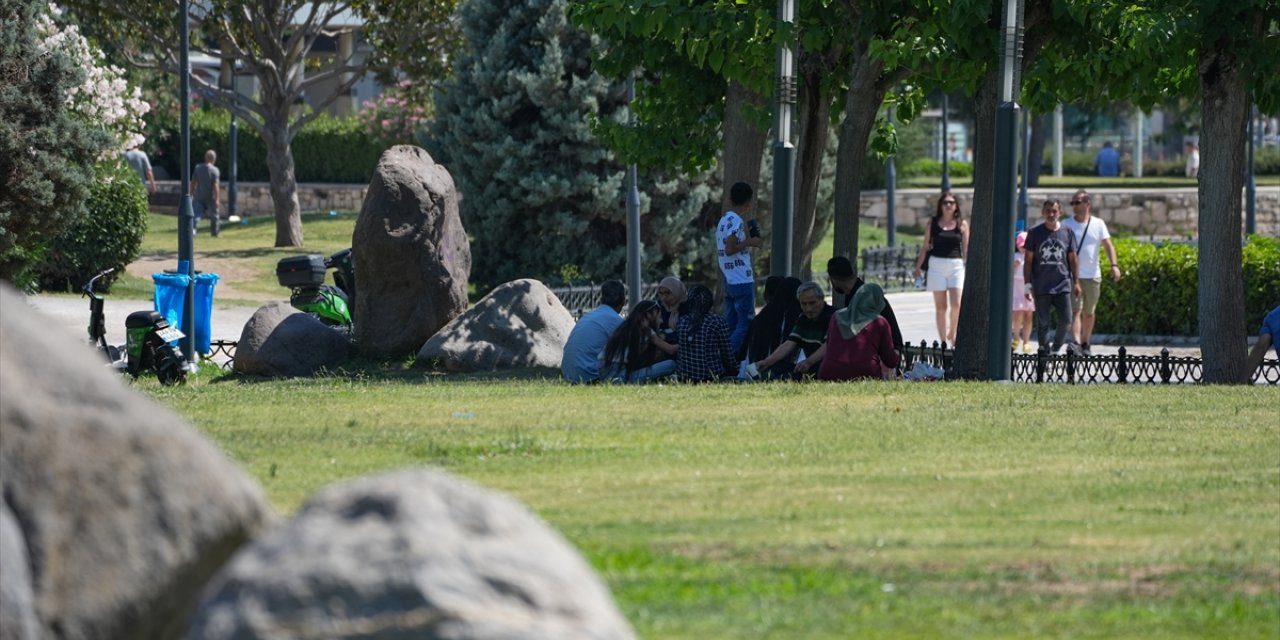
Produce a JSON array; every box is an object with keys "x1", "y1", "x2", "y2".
[
  {"x1": 886, "y1": 106, "x2": 897, "y2": 247},
  {"x1": 1246, "y1": 103, "x2": 1257, "y2": 235},
  {"x1": 177, "y1": 0, "x2": 196, "y2": 366},
  {"x1": 941, "y1": 93, "x2": 952, "y2": 193},
  {"x1": 986, "y1": 0, "x2": 1023, "y2": 381},
  {"x1": 771, "y1": 0, "x2": 796, "y2": 277},
  {"x1": 625, "y1": 73, "x2": 642, "y2": 306},
  {"x1": 220, "y1": 50, "x2": 237, "y2": 217},
  {"x1": 1018, "y1": 108, "x2": 1030, "y2": 228}
]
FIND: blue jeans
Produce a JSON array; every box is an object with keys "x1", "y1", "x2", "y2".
[
  {"x1": 602, "y1": 359, "x2": 676, "y2": 383},
  {"x1": 723, "y1": 281, "x2": 755, "y2": 354}
]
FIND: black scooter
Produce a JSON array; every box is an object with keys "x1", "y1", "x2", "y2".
[{"x1": 83, "y1": 268, "x2": 187, "y2": 385}]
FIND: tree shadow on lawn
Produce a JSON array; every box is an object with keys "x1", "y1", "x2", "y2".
[{"x1": 210, "y1": 357, "x2": 564, "y2": 386}]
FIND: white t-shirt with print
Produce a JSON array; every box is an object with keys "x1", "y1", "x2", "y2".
[
  {"x1": 716, "y1": 210, "x2": 754, "y2": 285},
  {"x1": 1062, "y1": 215, "x2": 1111, "y2": 280}
]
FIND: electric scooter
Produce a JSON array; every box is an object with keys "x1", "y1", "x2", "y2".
[
  {"x1": 276, "y1": 249, "x2": 356, "y2": 328},
  {"x1": 82, "y1": 268, "x2": 187, "y2": 385}
]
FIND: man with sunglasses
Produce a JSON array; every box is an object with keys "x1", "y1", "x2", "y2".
[{"x1": 1061, "y1": 190, "x2": 1121, "y2": 356}]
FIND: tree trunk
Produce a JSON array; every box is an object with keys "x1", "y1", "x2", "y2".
[
  {"x1": 720, "y1": 80, "x2": 769, "y2": 211},
  {"x1": 951, "y1": 69, "x2": 1000, "y2": 379},
  {"x1": 1197, "y1": 45, "x2": 1250, "y2": 383},
  {"x1": 952, "y1": 0, "x2": 1054, "y2": 379},
  {"x1": 791, "y1": 65, "x2": 834, "y2": 279},
  {"x1": 262, "y1": 124, "x2": 304, "y2": 247},
  {"x1": 833, "y1": 52, "x2": 888, "y2": 299}
]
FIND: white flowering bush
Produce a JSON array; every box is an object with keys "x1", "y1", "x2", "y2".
[{"x1": 35, "y1": 3, "x2": 149, "y2": 151}]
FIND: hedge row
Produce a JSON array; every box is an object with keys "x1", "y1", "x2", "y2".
[
  {"x1": 1093, "y1": 236, "x2": 1280, "y2": 336},
  {"x1": 1053, "y1": 148, "x2": 1280, "y2": 178},
  {"x1": 34, "y1": 159, "x2": 148, "y2": 293},
  {"x1": 151, "y1": 110, "x2": 387, "y2": 184}
]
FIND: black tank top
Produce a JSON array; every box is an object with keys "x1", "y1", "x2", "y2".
[{"x1": 929, "y1": 219, "x2": 963, "y2": 259}]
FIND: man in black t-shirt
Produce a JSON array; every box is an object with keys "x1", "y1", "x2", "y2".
[{"x1": 1023, "y1": 199, "x2": 1081, "y2": 354}]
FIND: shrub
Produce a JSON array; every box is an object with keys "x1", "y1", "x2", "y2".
[
  {"x1": 33, "y1": 159, "x2": 148, "y2": 292},
  {"x1": 153, "y1": 110, "x2": 385, "y2": 184},
  {"x1": 1094, "y1": 236, "x2": 1280, "y2": 336}
]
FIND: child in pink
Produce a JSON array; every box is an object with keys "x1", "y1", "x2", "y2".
[{"x1": 1012, "y1": 231, "x2": 1034, "y2": 353}]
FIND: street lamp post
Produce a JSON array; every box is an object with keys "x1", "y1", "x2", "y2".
[
  {"x1": 1247, "y1": 103, "x2": 1257, "y2": 235},
  {"x1": 941, "y1": 93, "x2": 952, "y2": 193},
  {"x1": 625, "y1": 74, "x2": 642, "y2": 306},
  {"x1": 771, "y1": 0, "x2": 796, "y2": 277},
  {"x1": 887, "y1": 106, "x2": 897, "y2": 248},
  {"x1": 177, "y1": 0, "x2": 195, "y2": 366}
]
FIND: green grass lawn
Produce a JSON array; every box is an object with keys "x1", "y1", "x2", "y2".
[
  {"x1": 108, "y1": 211, "x2": 360, "y2": 302},
  {"x1": 137, "y1": 372, "x2": 1280, "y2": 639}
]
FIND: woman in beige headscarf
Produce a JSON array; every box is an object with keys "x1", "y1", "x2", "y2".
[
  {"x1": 818, "y1": 283, "x2": 900, "y2": 381},
  {"x1": 655, "y1": 276, "x2": 686, "y2": 344}
]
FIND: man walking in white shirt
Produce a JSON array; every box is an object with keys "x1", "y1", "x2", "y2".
[{"x1": 1062, "y1": 189, "x2": 1121, "y2": 355}]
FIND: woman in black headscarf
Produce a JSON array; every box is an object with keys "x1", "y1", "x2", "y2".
[
  {"x1": 736, "y1": 276, "x2": 802, "y2": 379},
  {"x1": 674, "y1": 285, "x2": 736, "y2": 382}
]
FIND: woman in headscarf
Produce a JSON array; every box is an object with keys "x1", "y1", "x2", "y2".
[
  {"x1": 655, "y1": 276, "x2": 687, "y2": 345},
  {"x1": 817, "y1": 282, "x2": 900, "y2": 381},
  {"x1": 675, "y1": 284, "x2": 736, "y2": 382},
  {"x1": 736, "y1": 276, "x2": 803, "y2": 379}
]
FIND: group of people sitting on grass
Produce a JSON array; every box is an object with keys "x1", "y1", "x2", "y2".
[{"x1": 561, "y1": 257, "x2": 906, "y2": 384}]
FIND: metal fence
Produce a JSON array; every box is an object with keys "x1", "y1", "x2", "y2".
[
  {"x1": 902, "y1": 341, "x2": 1280, "y2": 385},
  {"x1": 550, "y1": 282, "x2": 662, "y2": 319},
  {"x1": 860, "y1": 244, "x2": 923, "y2": 291}
]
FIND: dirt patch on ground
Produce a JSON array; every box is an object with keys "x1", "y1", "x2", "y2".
[{"x1": 127, "y1": 254, "x2": 275, "y2": 302}]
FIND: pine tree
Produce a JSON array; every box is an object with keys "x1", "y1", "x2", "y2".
[
  {"x1": 0, "y1": 0, "x2": 112, "y2": 282},
  {"x1": 427, "y1": 0, "x2": 717, "y2": 290}
]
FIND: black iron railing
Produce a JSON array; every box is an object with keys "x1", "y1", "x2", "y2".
[
  {"x1": 902, "y1": 341, "x2": 1280, "y2": 385},
  {"x1": 205, "y1": 339, "x2": 1280, "y2": 384},
  {"x1": 860, "y1": 244, "x2": 923, "y2": 291}
]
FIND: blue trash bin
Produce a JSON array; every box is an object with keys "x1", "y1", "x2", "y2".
[{"x1": 152, "y1": 272, "x2": 220, "y2": 354}]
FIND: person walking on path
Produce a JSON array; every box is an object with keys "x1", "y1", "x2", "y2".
[
  {"x1": 716, "y1": 181, "x2": 763, "y2": 354},
  {"x1": 1061, "y1": 189, "x2": 1121, "y2": 355},
  {"x1": 1023, "y1": 199, "x2": 1081, "y2": 355},
  {"x1": 193, "y1": 149, "x2": 222, "y2": 236},
  {"x1": 911, "y1": 192, "x2": 968, "y2": 345},
  {"x1": 1184, "y1": 141, "x2": 1200, "y2": 178},
  {"x1": 124, "y1": 145, "x2": 156, "y2": 194},
  {"x1": 562, "y1": 280, "x2": 626, "y2": 383},
  {"x1": 1012, "y1": 231, "x2": 1035, "y2": 353},
  {"x1": 1094, "y1": 141, "x2": 1120, "y2": 177}
]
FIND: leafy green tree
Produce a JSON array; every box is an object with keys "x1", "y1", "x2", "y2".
[
  {"x1": 426, "y1": 0, "x2": 717, "y2": 290},
  {"x1": 0, "y1": 0, "x2": 113, "y2": 283},
  {"x1": 67, "y1": 0, "x2": 462, "y2": 248}
]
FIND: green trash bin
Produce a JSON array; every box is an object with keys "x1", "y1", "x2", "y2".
[{"x1": 152, "y1": 272, "x2": 220, "y2": 353}]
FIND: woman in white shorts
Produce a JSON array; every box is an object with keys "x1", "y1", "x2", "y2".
[{"x1": 912, "y1": 192, "x2": 969, "y2": 344}]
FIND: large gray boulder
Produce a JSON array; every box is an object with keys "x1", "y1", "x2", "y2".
[
  {"x1": 417, "y1": 279, "x2": 574, "y2": 372},
  {"x1": 187, "y1": 469, "x2": 635, "y2": 640},
  {"x1": 233, "y1": 302, "x2": 352, "y2": 377},
  {"x1": 354, "y1": 145, "x2": 471, "y2": 359},
  {"x1": 0, "y1": 503, "x2": 37, "y2": 640},
  {"x1": 0, "y1": 283, "x2": 276, "y2": 640}
]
